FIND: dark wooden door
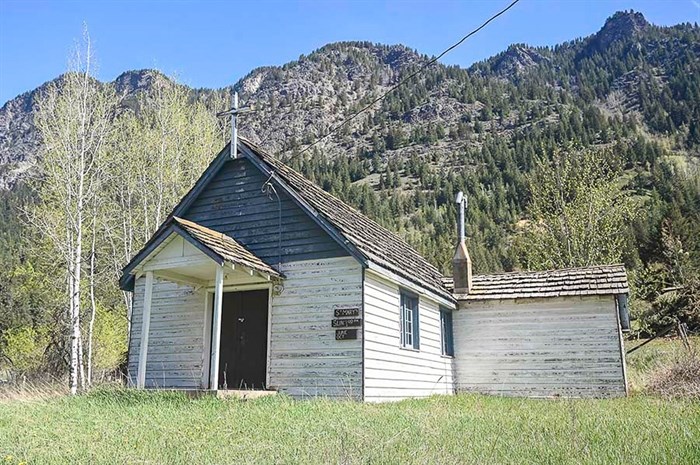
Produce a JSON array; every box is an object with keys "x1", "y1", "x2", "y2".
[{"x1": 217, "y1": 290, "x2": 269, "y2": 389}]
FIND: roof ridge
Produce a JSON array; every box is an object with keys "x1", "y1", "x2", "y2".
[
  {"x1": 473, "y1": 264, "x2": 626, "y2": 279},
  {"x1": 442, "y1": 263, "x2": 627, "y2": 282}
]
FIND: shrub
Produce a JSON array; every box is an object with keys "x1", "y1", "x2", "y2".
[
  {"x1": 0, "y1": 326, "x2": 49, "y2": 379},
  {"x1": 92, "y1": 306, "x2": 127, "y2": 377},
  {"x1": 647, "y1": 353, "x2": 700, "y2": 400}
]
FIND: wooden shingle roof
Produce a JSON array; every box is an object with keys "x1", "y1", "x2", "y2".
[
  {"x1": 173, "y1": 217, "x2": 280, "y2": 277},
  {"x1": 241, "y1": 139, "x2": 453, "y2": 301},
  {"x1": 444, "y1": 265, "x2": 629, "y2": 301}
]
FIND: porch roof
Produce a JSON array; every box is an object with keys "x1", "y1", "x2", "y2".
[
  {"x1": 171, "y1": 217, "x2": 280, "y2": 278},
  {"x1": 122, "y1": 216, "x2": 280, "y2": 289}
]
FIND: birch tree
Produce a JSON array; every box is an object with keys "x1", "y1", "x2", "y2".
[
  {"x1": 104, "y1": 76, "x2": 220, "y2": 339},
  {"x1": 32, "y1": 29, "x2": 117, "y2": 394}
]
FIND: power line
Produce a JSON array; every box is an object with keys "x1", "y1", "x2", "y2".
[{"x1": 281, "y1": 0, "x2": 521, "y2": 161}]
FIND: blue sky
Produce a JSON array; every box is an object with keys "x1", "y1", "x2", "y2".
[{"x1": 0, "y1": 0, "x2": 698, "y2": 104}]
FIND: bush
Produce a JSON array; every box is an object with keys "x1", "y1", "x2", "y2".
[
  {"x1": 0, "y1": 326, "x2": 50, "y2": 379},
  {"x1": 647, "y1": 353, "x2": 700, "y2": 400},
  {"x1": 91, "y1": 306, "x2": 127, "y2": 377}
]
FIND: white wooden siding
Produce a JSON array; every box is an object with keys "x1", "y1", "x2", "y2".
[
  {"x1": 146, "y1": 234, "x2": 202, "y2": 263},
  {"x1": 268, "y1": 257, "x2": 363, "y2": 399},
  {"x1": 453, "y1": 295, "x2": 626, "y2": 398},
  {"x1": 127, "y1": 277, "x2": 206, "y2": 388},
  {"x1": 363, "y1": 271, "x2": 454, "y2": 402}
]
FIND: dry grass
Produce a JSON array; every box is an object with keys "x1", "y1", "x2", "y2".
[
  {"x1": 647, "y1": 353, "x2": 700, "y2": 400},
  {"x1": 625, "y1": 335, "x2": 700, "y2": 393},
  {"x1": 0, "y1": 380, "x2": 67, "y2": 402}
]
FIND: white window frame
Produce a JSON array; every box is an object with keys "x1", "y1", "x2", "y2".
[{"x1": 400, "y1": 290, "x2": 419, "y2": 350}]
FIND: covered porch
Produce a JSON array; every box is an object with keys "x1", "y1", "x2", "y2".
[{"x1": 128, "y1": 216, "x2": 281, "y2": 391}]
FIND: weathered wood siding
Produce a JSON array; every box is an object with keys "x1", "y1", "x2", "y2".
[
  {"x1": 127, "y1": 277, "x2": 206, "y2": 388},
  {"x1": 363, "y1": 271, "x2": 454, "y2": 402},
  {"x1": 269, "y1": 257, "x2": 363, "y2": 399},
  {"x1": 183, "y1": 158, "x2": 347, "y2": 264},
  {"x1": 453, "y1": 295, "x2": 626, "y2": 398}
]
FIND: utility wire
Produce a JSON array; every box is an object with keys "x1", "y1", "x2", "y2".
[{"x1": 282, "y1": 0, "x2": 521, "y2": 161}]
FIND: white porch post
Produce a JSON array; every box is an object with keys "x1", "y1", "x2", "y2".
[
  {"x1": 209, "y1": 264, "x2": 225, "y2": 390},
  {"x1": 137, "y1": 271, "x2": 154, "y2": 389}
]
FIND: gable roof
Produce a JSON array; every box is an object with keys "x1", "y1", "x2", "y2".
[
  {"x1": 239, "y1": 138, "x2": 453, "y2": 302},
  {"x1": 172, "y1": 217, "x2": 280, "y2": 277},
  {"x1": 120, "y1": 138, "x2": 451, "y2": 300},
  {"x1": 443, "y1": 265, "x2": 629, "y2": 301}
]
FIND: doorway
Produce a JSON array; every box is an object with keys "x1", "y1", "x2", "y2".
[{"x1": 213, "y1": 289, "x2": 269, "y2": 390}]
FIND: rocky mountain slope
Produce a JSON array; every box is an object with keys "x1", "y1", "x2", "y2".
[
  {"x1": 0, "y1": 10, "x2": 697, "y2": 191},
  {"x1": 0, "y1": 69, "x2": 164, "y2": 188}
]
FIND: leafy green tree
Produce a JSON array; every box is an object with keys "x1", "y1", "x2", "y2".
[
  {"x1": 633, "y1": 216, "x2": 700, "y2": 334},
  {"x1": 518, "y1": 147, "x2": 638, "y2": 270},
  {"x1": 0, "y1": 326, "x2": 50, "y2": 379}
]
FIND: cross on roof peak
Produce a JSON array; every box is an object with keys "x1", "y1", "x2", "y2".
[{"x1": 216, "y1": 92, "x2": 252, "y2": 159}]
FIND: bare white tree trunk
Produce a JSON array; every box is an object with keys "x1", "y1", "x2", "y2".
[
  {"x1": 32, "y1": 27, "x2": 115, "y2": 394},
  {"x1": 77, "y1": 328, "x2": 86, "y2": 390},
  {"x1": 87, "y1": 209, "x2": 98, "y2": 386},
  {"x1": 69, "y1": 34, "x2": 89, "y2": 395},
  {"x1": 69, "y1": 151, "x2": 84, "y2": 393},
  {"x1": 68, "y1": 264, "x2": 79, "y2": 394}
]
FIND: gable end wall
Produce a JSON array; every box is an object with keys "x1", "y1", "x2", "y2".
[
  {"x1": 453, "y1": 295, "x2": 627, "y2": 398},
  {"x1": 182, "y1": 157, "x2": 347, "y2": 265}
]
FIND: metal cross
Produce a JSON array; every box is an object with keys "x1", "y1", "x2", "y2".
[{"x1": 217, "y1": 91, "x2": 252, "y2": 159}]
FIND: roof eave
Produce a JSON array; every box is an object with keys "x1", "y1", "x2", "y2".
[
  {"x1": 455, "y1": 288, "x2": 630, "y2": 302},
  {"x1": 119, "y1": 223, "x2": 181, "y2": 290},
  {"x1": 366, "y1": 261, "x2": 456, "y2": 307}
]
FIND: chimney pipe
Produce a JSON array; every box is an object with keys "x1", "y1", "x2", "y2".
[
  {"x1": 456, "y1": 191, "x2": 465, "y2": 242},
  {"x1": 452, "y1": 191, "x2": 472, "y2": 295}
]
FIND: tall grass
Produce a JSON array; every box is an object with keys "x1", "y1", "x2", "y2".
[
  {"x1": 1, "y1": 390, "x2": 698, "y2": 465},
  {"x1": 1, "y1": 337, "x2": 698, "y2": 464},
  {"x1": 626, "y1": 336, "x2": 699, "y2": 392}
]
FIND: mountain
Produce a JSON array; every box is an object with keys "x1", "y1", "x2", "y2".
[
  {"x1": 2, "y1": 11, "x2": 698, "y2": 188},
  {"x1": 0, "y1": 69, "x2": 164, "y2": 188},
  {"x1": 486, "y1": 44, "x2": 547, "y2": 77},
  {"x1": 0, "y1": 83, "x2": 43, "y2": 188},
  {"x1": 0, "y1": 11, "x2": 698, "y2": 272},
  {"x1": 589, "y1": 10, "x2": 650, "y2": 51}
]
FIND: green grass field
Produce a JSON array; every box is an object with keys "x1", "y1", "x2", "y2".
[
  {"x1": 1, "y1": 337, "x2": 698, "y2": 465},
  {"x1": 1, "y1": 390, "x2": 698, "y2": 465}
]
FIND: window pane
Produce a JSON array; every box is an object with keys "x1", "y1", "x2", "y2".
[
  {"x1": 400, "y1": 295, "x2": 406, "y2": 347},
  {"x1": 440, "y1": 311, "x2": 447, "y2": 354},
  {"x1": 400, "y1": 295, "x2": 405, "y2": 346},
  {"x1": 440, "y1": 309, "x2": 454, "y2": 356},
  {"x1": 400, "y1": 292, "x2": 419, "y2": 349},
  {"x1": 405, "y1": 306, "x2": 412, "y2": 346},
  {"x1": 411, "y1": 296, "x2": 419, "y2": 350}
]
